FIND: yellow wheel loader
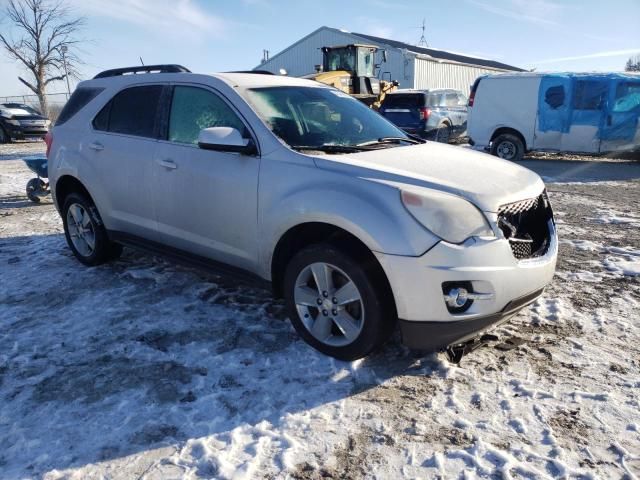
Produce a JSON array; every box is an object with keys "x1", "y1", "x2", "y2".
[{"x1": 304, "y1": 44, "x2": 399, "y2": 109}]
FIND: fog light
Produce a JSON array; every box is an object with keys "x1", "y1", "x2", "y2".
[
  {"x1": 442, "y1": 281, "x2": 495, "y2": 314},
  {"x1": 445, "y1": 287, "x2": 470, "y2": 308}
]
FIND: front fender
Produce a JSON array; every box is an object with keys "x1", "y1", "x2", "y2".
[{"x1": 258, "y1": 167, "x2": 439, "y2": 277}]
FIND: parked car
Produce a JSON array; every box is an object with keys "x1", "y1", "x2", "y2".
[
  {"x1": 0, "y1": 102, "x2": 50, "y2": 143},
  {"x1": 47, "y1": 64, "x2": 557, "y2": 361},
  {"x1": 379, "y1": 89, "x2": 468, "y2": 142},
  {"x1": 467, "y1": 72, "x2": 640, "y2": 161}
]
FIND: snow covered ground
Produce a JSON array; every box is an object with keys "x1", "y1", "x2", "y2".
[{"x1": 1, "y1": 142, "x2": 639, "y2": 479}]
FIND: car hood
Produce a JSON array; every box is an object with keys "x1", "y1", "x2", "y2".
[
  {"x1": 311, "y1": 142, "x2": 545, "y2": 212},
  {"x1": 0, "y1": 107, "x2": 44, "y2": 120}
]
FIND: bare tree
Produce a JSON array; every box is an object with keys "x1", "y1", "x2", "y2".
[
  {"x1": 0, "y1": 0, "x2": 84, "y2": 116},
  {"x1": 626, "y1": 55, "x2": 640, "y2": 72}
]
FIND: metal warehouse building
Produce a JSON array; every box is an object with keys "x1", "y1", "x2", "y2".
[{"x1": 255, "y1": 26, "x2": 524, "y2": 94}]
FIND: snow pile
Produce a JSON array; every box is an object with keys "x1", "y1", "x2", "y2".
[
  {"x1": 560, "y1": 239, "x2": 640, "y2": 278},
  {"x1": 589, "y1": 208, "x2": 640, "y2": 227}
]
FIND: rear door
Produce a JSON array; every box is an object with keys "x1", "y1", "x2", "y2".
[
  {"x1": 599, "y1": 79, "x2": 640, "y2": 153},
  {"x1": 379, "y1": 93, "x2": 425, "y2": 133},
  {"x1": 87, "y1": 84, "x2": 163, "y2": 240},
  {"x1": 152, "y1": 84, "x2": 260, "y2": 271}
]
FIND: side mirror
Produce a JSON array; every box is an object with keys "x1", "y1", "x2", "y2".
[{"x1": 197, "y1": 127, "x2": 257, "y2": 155}]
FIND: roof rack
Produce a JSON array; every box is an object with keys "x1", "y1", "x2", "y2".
[
  {"x1": 93, "y1": 64, "x2": 191, "y2": 79},
  {"x1": 228, "y1": 70, "x2": 275, "y2": 75}
]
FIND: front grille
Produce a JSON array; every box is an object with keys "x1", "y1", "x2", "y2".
[{"x1": 498, "y1": 191, "x2": 554, "y2": 260}]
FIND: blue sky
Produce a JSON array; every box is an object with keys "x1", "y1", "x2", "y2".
[{"x1": 0, "y1": 0, "x2": 639, "y2": 97}]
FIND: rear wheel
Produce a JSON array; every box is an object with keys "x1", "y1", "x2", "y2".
[
  {"x1": 62, "y1": 192, "x2": 122, "y2": 266},
  {"x1": 491, "y1": 133, "x2": 524, "y2": 162},
  {"x1": 434, "y1": 123, "x2": 451, "y2": 143},
  {"x1": 283, "y1": 244, "x2": 395, "y2": 360}
]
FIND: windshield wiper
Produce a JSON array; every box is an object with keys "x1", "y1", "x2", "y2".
[
  {"x1": 291, "y1": 144, "x2": 374, "y2": 153},
  {"x1": 357, "y1": 136, "x2": 424, "y2": 147}
]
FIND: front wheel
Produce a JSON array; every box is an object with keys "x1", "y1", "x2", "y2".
[
  {"x1": 283, "y1": 244, "x2": 395, "y2": 360},
  {"x1": 0, "y1": 127, "x2": 10, "y2": 144},
  {"x1": 491, "y1": 133, "x2": 524, "y2": 162},
  {"x1": 62, "y1": 192, "x2": 122, "y2": 266}
]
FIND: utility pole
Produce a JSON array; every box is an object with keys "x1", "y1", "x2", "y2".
[{"x1": 60, "y1": 45, "x2": 71, "y2": 96}]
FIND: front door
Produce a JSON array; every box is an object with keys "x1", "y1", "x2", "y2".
[
  {"x1": 600, "y1": 79, "x2": 640, "y2": 153},
  {"x1": 153, "y1": 84, "x2": 260, "y2": 272}
]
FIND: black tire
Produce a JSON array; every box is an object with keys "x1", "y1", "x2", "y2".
[
  {"x1": 0, "y1": 126, "x2": 10, "y2": 144},
  {"x1": 62, "y1": 192, "x2": 122, "y2": 266},
  {"x1": 434, "y1": 123, "x2": 451, "y2": 143},
  {"x1": 26, "y1": 178, "x2": 45, "y2": 203},
  {"x1": 283, "y1": 243, "x2": 395, "y2": 360},
  {"x1": 491, "y1": 133, "x2": 524, "y2": 162}
]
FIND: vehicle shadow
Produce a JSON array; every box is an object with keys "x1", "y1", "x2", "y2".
[
  {"x1": 518, "y1": 158, "x2": 640, "y2": 183},
  {"x1": 0, "y1": 194, "x2": 51, "y2": 209},
  {"x1": 0, "y1": 232, "x2": 446, "y2": 477}
]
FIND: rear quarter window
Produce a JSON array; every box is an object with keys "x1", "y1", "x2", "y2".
[
  {"x1": 56, "y1": 87, "x2": 104, "y2": 126},
  {"x1": 383, "y1": 94, "x2": 424, "y2": 108},
  {"x1": 425, "y1": 93, "x2": 441, "y2": 107}
]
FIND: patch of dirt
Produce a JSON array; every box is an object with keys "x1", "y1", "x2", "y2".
[
  {"x1": 289, "y1": 430, "x2": 380, "y2": 480},
  {"x1": 548, "y1": 408, "x2": 591, "y2": 447}
]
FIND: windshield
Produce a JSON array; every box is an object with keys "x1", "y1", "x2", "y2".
[
  {"x1": 244, "y1": 86, "x2": 409, "y2": 150},
  {"x1": 357, "y1": 48, "x2": 375, "y2": 77},
  {"x1": 325, "y1": 49, "x2": 356, "y2": 72}
]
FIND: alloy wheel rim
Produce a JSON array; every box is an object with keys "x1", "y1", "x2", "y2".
[
  {"x1": 497, "y1": 140, "x2": 516, "y2": 159},
  {"x1": 294, "y1": 262, "x2": 365, "y2": 347},
  {"x1": 66, "y1": 203, "x2": 96, "y2": 257}
]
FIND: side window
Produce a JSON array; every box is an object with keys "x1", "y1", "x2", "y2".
[
  {"x1": 544, "y1": 85, "x2": 565, "y2": 109},
  {"x1": 56, "y1": 87, "x2": 104, "y2": 126},
  {"x1": 456, "y1": 93, "x2": 468, "y2": 106},
  {"x1": 168, "y1": 86, "x2": 247, "y2": 145},
  {"x1": 573, "y1": 80, "x2": 607, "y2": 110},
  {"x1": 92, "y1": 85, "x2": 163, "y2": 138},
  {"x1": 612, "y1": 82, "x2": 640, "y2": 113}
]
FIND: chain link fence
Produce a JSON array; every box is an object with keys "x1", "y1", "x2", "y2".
[{"x1": 0, "y1": 92, "x2": 70, "y2": 122}]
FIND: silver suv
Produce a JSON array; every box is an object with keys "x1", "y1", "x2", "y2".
[
  {"x1": 380, "y1": 89, "x2": 468, "y2": 143},
  {"x1": 47, "y1": 65, "x2": 557, "y2": 360}
]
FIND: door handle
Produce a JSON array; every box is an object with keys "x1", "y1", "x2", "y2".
[
  {"x1": 88, "y1": 142, "x2": 104, "y2": 151},
  {"x1": 157, "y1": 159, "x2": 177, "y2": 170}
]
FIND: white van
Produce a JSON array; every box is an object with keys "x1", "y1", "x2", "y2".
[{"x1": 467, "y1": 72, "x2": 640, "y2": 161}]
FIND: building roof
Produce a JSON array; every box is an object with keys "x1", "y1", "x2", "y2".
[
  {"x1": 350, "y1": 31, "x2": 525, "y2": 72},
  {"x1": 255, "y1": 26, "x2": 525, "y2": 73}
]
